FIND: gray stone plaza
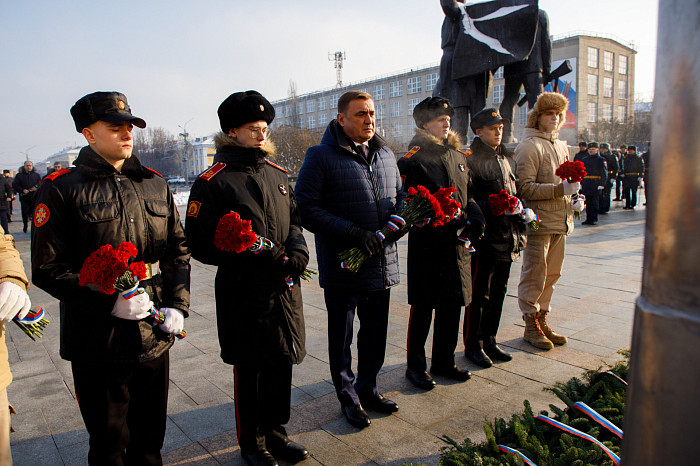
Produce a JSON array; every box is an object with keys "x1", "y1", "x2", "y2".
[{"x1": 7, "y1": 200, "x2": 643, "y2": 465}]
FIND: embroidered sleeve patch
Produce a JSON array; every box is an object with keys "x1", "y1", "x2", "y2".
[
  {"x1": 33, "y1": 203, "x2": 50, "y2": 227},
  {"x1": 187, "y1": 201, "x2": 201, "y2": 217},
  {"x1": 402, "y1": 146, "x2": 421, "y2": 159}
]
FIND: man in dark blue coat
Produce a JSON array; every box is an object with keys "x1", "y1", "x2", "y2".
[
  {"x1": 598, "y1": 143, "x2": 618, "y2": 214},
  {"x1": 580, "y1": 142, "x2": 607, "y2": 225},
  {"x1": 295, "y1": 90, "x2": 404, "y2": 430}
]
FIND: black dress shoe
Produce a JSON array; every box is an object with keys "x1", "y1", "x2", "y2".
[
  {"x1": 465, "y1": 348, "x2": 492, "y2": 368},
  {"x1": 358, "y1": 392, "x2": 399, "y2": 413},
  {"x1": 241, "y1": 449, "x2": 278, "y2": 466},
  {"x1": 342, "y1": 403, "x2": 371, "y2": 428},
  {"x1": 581, "y1": 220, "x2": 595, "y2": 225},
  {"x1": 405, "y1": 368, "x2": 436, "y2": 390},
  {"x1": 484, "y1": 344, "x2": 513, "y2": 362},
  {"x1": 266, "y1": 434, "x2": 309, "y2": 464},
  {"x1": 430, "y1": 365, "x2": 471, "y2": 381}
]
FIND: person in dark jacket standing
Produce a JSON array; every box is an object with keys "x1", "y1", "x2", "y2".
[
  {"x1": 398, "y1": 97, "x2": 483, "y2": 389},
  {"x1": 580, "y1": 142, "x2": 608, "y2": 225},
  {"x1": 573, "y1": 141, "x2": 588, "y2": 162},
  {"x1": 622, "y1": 145, "x2": 645, "y2": 209},
  {"x1": 0, "y1": 176, "x2": 12, "y2": 234},
  {"x1": 464, "y1": 108, "x2": 528, "y2": 368},
  {"x1": 186, "y1": 91, "x2": 309, "y2": 466},
  {"x1": 12, "y1": 160, "x2": 41, "y2": 233},
  {"x1": 613, "y1": 144, "x2": 628, "y2": 201},
  {"x1": 31, "y1": 92, "x2": 190, "y2": 465},
  {"x1": 598, "y1": 143, "x2": 617, "y2": 214},
  {"x1": 295, "y1": 91, "x2": 403, "y2": 429}
]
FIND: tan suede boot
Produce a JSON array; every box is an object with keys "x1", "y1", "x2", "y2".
[
  {"x1": 523, "y1": 313, "x2": 554, "y2": 350},
  {"x1": 537, "y1": 310, "x2": 568, "y2": 345}
]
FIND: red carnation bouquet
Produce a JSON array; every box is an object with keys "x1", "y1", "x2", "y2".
[
  {"x1": 339, "y1": 185, "x2": 463, "y2": 272},
  {"x1": 488, "y1": 189, "x2": 540, "y2": 230},
  {"x1": 214, "y1": 211, "x2": 316, "y2": 286},
  {"x1": 555, "y1": 160, "x2": 587, "y2": 219},
  {"x1": 79, "y1": 242, "x2": 186, "y2": 339}
]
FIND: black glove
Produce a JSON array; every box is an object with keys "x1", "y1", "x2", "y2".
[
  {"x1": 283, "y1": 251, "x2": 309, "y2": 278},
  {"x1": 348, "y1": 225, "x2": 382, "y2": 256},
  {"x1": 449, "y1": 212, "x2": 468, "y2": 231},
  {"x1": 270, "y1": 241, "x2": 287, "y2": 263},
  {"x1": 466, "y1": 219, "x2": 486, "y2": 240}
]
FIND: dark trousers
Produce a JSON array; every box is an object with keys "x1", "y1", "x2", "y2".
[
  {"x1": 71, "y1": 353, "x2": 169, "y2": 466},
  {"x1": 233, "y1": 364, "x2": 292, "y2": 452},
  {"x1": 623, "y1": 178, "x2": 639, "y2": 208},
  {"x1": 19, "y1": 196, "x2": 33, "y2": 231},
  {"x1": 599, "y1": 185, "x2": 612, "y2": 213},
  {"x1": 615, "y1": 177, "x2": 624, "y2": 199},
  {"x1": 0, "y1": 211, "x2": 8, "y2": 234},
  {"x1": 584, "y1": 189, "x2": 600, "y2": 223},
  {"x1": 407, "y1": 303, "x2": 461, "y2": 373},
  {"x1": 324, "y1": 288, "x2": 390, "y2": 407},
  {"x1": 463, "y1": 254, "x2": 512, "y2": 349}
]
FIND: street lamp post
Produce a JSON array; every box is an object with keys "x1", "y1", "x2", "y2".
[{"x1": 178, "y1": 119, "x2": 193, "y2": 183}]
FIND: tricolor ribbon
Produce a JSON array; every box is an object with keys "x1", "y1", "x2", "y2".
[
  {"x1": 497, "y1": 445, "x2": 537, "y2": 466},
  {"x1": 573, "y1": 402, "x2": 623, "y2": 439},
  {"x1": 414, "y1": 218, "x2": 431, "y2": 228},
  {"x1": 16, "y1": 306, "x2": 44, "y2": 324},
  {"x1": 121, "y1": 286, "x2": 141, "y2": 300},
  {"x1": 148, "y1": 306, "x2": 186, "y2": 339},
  {"x1": 536, "y1": 415, "x2": 620, "y2": 465}
]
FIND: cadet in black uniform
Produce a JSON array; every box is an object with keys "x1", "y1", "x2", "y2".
[
  {"x1": 185, "y1": 91, "x2": 309, "y2": 466},
  {"x1": 598, "y1": 143, "x2": 618, "y2": 214},
  {"x1": 622, "y1": 145, "x2": 645, "y2": 209},
  {"x1": 580, "y1": 142, "x2": 607, "y2": 225},
  {"x1": 614, "y1": 145, "x2": 628, "y2": 201},
  {"x1": 573, "y1": 141, "x2": 588, "y2": 162},
  {"x1": 32, "y1": 92, "x2": 190, "y2": 465}
]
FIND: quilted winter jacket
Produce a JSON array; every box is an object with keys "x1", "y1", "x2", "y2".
[{"x1": 295, "y1": 120, "x2": 404, "y2": 291}]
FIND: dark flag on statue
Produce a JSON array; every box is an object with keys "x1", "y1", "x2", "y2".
[{"x1": 452, "y1": 0, "x2": 539, "y2": 80}]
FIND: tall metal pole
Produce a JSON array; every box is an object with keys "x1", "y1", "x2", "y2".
[{"x1": 621, "y1": 1, "x2": 700, "y2": 464}]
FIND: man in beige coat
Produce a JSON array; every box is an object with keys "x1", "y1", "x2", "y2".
[
  {"x1": 0, "y1": 233, "x2": 32, "y2": 464},
  {"x1": 514, "y1": 92, "x2": 581, "y2": 350}
]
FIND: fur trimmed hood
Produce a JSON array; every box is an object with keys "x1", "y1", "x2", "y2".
[
  {"x1": 213, "y1": 131, "x2": 276, "y2": 156},
  {"x1": 526, "y1": 92, "x2": 568, "y2": 130},
  {"x1": 412, "y1": 128, "x2": 463, "y2": 151}
]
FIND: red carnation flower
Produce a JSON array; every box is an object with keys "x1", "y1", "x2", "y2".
[
  {"x1": 555, "y1": 160, "x2": 587, "y2": 183},
  {"x1": 213, "y1": 212, "x2": 258, "y2": 253}
]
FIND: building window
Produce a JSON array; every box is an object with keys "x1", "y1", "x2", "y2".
[
  {"x1": 318, "y1": 113, "x2": 328, "y2": 126},
  {"x1": 407, "y1": 77, "x2": 422, "y2": 95},
  {"x1": 307, "y1": 115, "x2": 315, "y2": 129},
  {"x1": 376, "y1": 103, "x2": 385, "y2": 119},
  {"x1": 603, "y1": 77, "x2": 613, "y2": 98},
  {"x1": 588, "y1": 74, "x2": 598, "y2": 95},
  {"x1": 588, "y1": 47, "x2": 599, "y2": 68},
  {"x1": 285, "y1": 105, "x2": 291, "y2": 117},
  {"x1": 318, "y1": 97, "x2": 327, "y2": 111},
  {"x1": 494, "y1": 67, "x2": 504, "y2": 79},
  {"x1": 426, "y1": 73, "x2": 439, "y2": 92},
  {"x1": 587, "y1": 102, "x2": 598, "y2": 122},
  {"x1": 296, "y1": 102, "x2": 304, "y2": 115},
  {"x1": 617, "y1": 106, "x2": 627, "y2": 122},
  {"x1": 603, "y1": 51, "x2": 614, "y2": 72},
  {"x1": 389, "y1": 80, "x2": 403, "y2": 98},
  {"x1": 492, "y1": 84, "x2": 504, "y2": 104},
  {"x1": 619, "y1": 55, "x2": 628, "y2": 75},
  {"x1": 330, "y1": 94, "x2": 340, "y2": 109},
  {"x1": 306, "y1": 100, "x2": 315, "y2": 113},
  {"x1": 390, "y1": 121, "x2": 403, "y2": 137},
  {"x1": 360, "y1": 88, "x2": 369, "y2": 94},
  {"x1": 618, "y1": 80, "x2": 628, "y2": 99},
  {"x1": 372, "y1": 85, "x2": 384, "y2": 101},
  {"x1": 602, "y1": 103, "x2": 613, "y2": 121},
  {"x1": 519, "y1": 105, "x2": 527, "y2": 126},
  {"x1": 298, "y1": 118, "x2": 304, "y2": 129},
  {"x1": 407, "y1": 98, "x2": 421, "y2": 116},
  {"x1": 390, "y1": 100, "x2": 402, "y2": 117}
]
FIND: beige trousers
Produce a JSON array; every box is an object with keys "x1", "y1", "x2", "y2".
[
  {"x1": 0, "y1": 388, "x2": 11, "y2": 465},
  {"x1": 518, "y1": 233, "x2": 566, "y2": 315}
]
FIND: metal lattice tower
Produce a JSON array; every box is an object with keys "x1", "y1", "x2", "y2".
[{"x1": 328, "y1": 51, "x2": 346, "y2": 88}]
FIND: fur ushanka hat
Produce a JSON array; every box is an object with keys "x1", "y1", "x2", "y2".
[{"x1": 526, "y1": 92, "x2": 569, "y2": 130}]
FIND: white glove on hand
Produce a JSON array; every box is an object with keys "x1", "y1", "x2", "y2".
[
  {"x1": 158, "y1": 307, "x2": 185, "y2": 335},
  {"x1": 505, "y1": 198, "x2": 523, "y2": 215},
  {"x1": 562, "y1": 180, "x2": 581, "y2": 195},
  {"x1": 571, "y1": 198, "x2": 585, "y2": 212},
  {"x1": 597, "y1": 185, "x2": 604, "y2": 190},
  {"x1": 0, "y1": 282, "x2": 31, "y2": 321},
  {"x1": 520, "y1": 208, "x2": 537, "y2": 223},
  {"x1": 111, "y1": 285, "x2": 152, "y2": 320}
]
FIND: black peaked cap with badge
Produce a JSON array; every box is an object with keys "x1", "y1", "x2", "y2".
[
  {"x1": 218, "y1": 90, "x2": 275, "y2": 133},
  {"x1": 70, "y1": 91, "x2": 146, "y2": 132},
  {"x1": 413, "y1": 96, "x2": 454, "y2": 128},
  {"x1": 470, "y1": 107, "x2": 509, "y2": 133}
]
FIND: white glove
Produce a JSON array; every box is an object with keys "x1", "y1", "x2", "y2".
[
  {"x1": 571, "y1": 198, "x2": 585, "y2": 212},
  {"x1": 111, "y1": 285, "x2": 152, "y2": 320},
  {"x1": 0, "y1": 282, "x2": 31, "y2": 321},
  {"x1": 597, "y1": 185, "x2": 604, "y2": 190},
  {"x1": 520, "y1": 208, "x2": 537, "y2": 223},
  {"x1": 562, "y1": 180, "x2": 581, "y2": 195},
  {"x1": 505, "y1": 198, "x2": 523, "y2": 215},
  {"x1": 158, "y1": 307, "x2": 185, "y2": 335}
]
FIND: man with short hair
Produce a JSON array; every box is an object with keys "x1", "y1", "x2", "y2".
[
  {"x1": 580, "y1": 142, "x2": 607, "y2": 225},
  {"x1": 574, "y1": 141, "x2": 588, "y2": 162},
  {"x1": 32, "y1": 91, "x2": 190, "y2": 465},
  {"x1": 514, "y1": 92, "x2": 581, "y2": 350},
  {"x1": 12, "y1": 161, "x2": 40, "y2": 233},
  {"x1": 622, "y1": 145, "x2": 645, "y2": 209},
  {"x1": 295, "y1": 90, "x2": 404, "y2": 429},
  {"x1": 598, "y1": 143, "x2": 618, "y2": 214},
  {"x1": 613, "y1": 145, "x2": 628, "y2": 201}
]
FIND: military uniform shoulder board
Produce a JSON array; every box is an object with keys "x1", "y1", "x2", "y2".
[
  {"x1": 199, "y1": 162, "x2": 226, "y2": 181},
  {"x1": 458, "y1": 149, "x2": 472, "y2": 157},
  {"x1": 44, "y1": 168, "x2": 71, "y2": 181},
  {"x1": 146, "y1": 167, "x2": 163, "y2": 178},
  {"x1": 265, "y1": 159, "x2": 288, "y2": 173},
  {"x1": 402, "y1": 146, "x2": 421, "y2": 159}
]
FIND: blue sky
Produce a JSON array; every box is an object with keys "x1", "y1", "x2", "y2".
[{"x1": 0, "y1": 0, "x2": 658, "y2": 168}]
